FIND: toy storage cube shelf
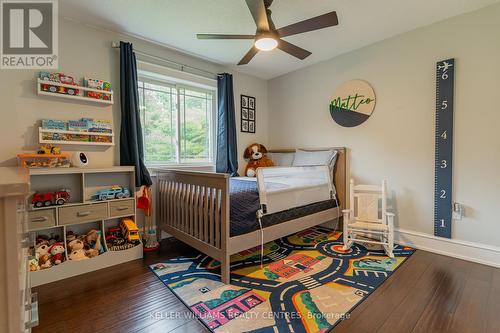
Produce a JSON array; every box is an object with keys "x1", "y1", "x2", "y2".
[
  {"x1": 36, "y1": 78, "x2": 114, "y2": 105},
  {"x1": 28, "y1": 166, "x2": 142, "y2": 286}
]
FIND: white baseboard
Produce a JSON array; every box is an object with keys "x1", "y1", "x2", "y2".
[{"x1": 395, "y1": 228, "x2": 500, "y2": 268}]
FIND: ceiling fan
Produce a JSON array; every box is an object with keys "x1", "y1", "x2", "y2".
[{"x1": 197, "y1": 0, "x2": 338, "y2": 65}]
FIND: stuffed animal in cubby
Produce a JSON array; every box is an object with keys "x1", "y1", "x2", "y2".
[
  {"x1": 29, "y1": 258, "x2": 40, "y2": 271},
  {"x1": 38, "y1": 254, "x2": 52, "y2": 269},
  {"x1": 68, "y1": 249, "x2": 88, "y2": 261},
  {"x1": 243, "y1": 143, "x2": 274, "y2": 177},
  {"x1": 33, "y1": 234, "x2": 63, "y2": 269},
  {"x1": 35, "y1": 242, "x2": 52, "y2": 269},
  {"x1": 67, "y1": 239, "x2": 89, "y2": 261},
  {"x1": 48, "y1": 243, "x2": 65, "y2": 265},
  {"x1": 66, "y1": 229, "x2": 105, "y2": 260},
  {"x1": 85, "y1": 229, "x2": 103, "y2": 256},
  {"x1": 66, "y1": 231, "x2": 77, "y2": 243}
]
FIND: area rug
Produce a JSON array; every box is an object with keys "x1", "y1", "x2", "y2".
[{"x1": 150, "y1": 227, "x2": 414, "y2": 333}]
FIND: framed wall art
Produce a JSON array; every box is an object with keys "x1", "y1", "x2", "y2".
[{"x1": 241, "y1": 95, "x2": 256, "y2": 133}]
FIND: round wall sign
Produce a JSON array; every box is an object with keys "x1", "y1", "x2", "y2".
[{"x1": 329, "y1": 80, "x2": 376, "y2": 127}]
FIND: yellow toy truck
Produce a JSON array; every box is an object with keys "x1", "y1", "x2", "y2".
[
  {"x1": 37, "y1": 144, "x2": 61, "y2": 155},
  {"x1": 120, "y1": 218, "x2": 140, "y2": 244}
]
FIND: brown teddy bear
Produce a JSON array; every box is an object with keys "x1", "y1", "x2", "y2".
[{"x1": 244, "y1": 143, "x2": 274, "y2": 177}]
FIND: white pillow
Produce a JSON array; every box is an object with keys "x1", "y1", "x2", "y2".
[
  {"x1": 292, "y1": 149, "x2": 338, "y2": 168},
  {"x1": 267, "y1": 152, "x2": 295, "y2": 167}
]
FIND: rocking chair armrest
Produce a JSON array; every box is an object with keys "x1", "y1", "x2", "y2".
[
  {"x1": 342, "y1": 209, "x2": 352, "y2": 214},
  {"x1": 386, "y1": 212, "x2": 395, "y2": 217}
]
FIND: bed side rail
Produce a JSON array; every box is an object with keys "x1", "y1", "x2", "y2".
[{"x1": 155, "y1": 169, "x2": 230, "y2": 253}]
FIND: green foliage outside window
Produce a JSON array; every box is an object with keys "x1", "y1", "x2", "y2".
[{"x1": 138, "y1": 80, "x2": 214, "y2": 165}]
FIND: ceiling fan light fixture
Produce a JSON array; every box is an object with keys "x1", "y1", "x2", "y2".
[{"x1": 254, "y1": 37, "x2": 278, "y2": 51}]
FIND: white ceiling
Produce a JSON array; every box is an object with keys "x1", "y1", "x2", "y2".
[{"x1": 60, "y1": 0, "x2": 500, "y2": 80}]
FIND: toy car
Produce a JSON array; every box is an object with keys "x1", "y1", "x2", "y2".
[
  {"x1": 105, "y1": 226, "x2": 122, "y2": 242},
  {"x1": 91, "y1": 186, "x2": 131, "y2": 201},
  {"x1": 107, "y1": 226, "x2": 122, "y2": 238},
  {"x1": 37, "y1": 144, "x2": 61, "y2": 155},
  {"x1": 32, "y1": 190, "x2": 70, "y2": 207},
  {"x1": 120, "y1": 218, "x2": 140, "y2": 244}
]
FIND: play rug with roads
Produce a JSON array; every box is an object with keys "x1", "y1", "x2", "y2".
[{"x1": 150, "y1": 226, "x2": 415, "y2": 333}]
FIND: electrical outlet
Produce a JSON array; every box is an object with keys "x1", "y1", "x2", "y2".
[{"x1": 452, "y1": 202, "x2": 463, "y2": 220}]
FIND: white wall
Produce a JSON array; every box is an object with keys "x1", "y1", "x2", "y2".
[
  {"x1": 0, "y1": 18, "x2": 269, "y2": 174},
  {"x1": 268, "y1": 4, "x2": 500, "y2": 248}
]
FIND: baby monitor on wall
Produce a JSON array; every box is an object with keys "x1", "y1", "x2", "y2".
[{"x1": 71, "y1": 152, "x2": 89, "y2": 167}]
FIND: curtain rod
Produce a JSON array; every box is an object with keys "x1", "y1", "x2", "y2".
[{"x1": 111, "y1": 41, "x2": 221, "y2": 79}]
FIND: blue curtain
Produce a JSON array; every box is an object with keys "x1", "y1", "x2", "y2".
[
  {"x1": 216, "y1": 73, "x2": 239, "y2": 176},
  {"x1": 119, "y1": 41, "x2": 152, "y2": 187}
]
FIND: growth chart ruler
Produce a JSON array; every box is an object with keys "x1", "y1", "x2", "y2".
[{"x1": 434, "y1": 58, "x2": 455, "y2": 238}]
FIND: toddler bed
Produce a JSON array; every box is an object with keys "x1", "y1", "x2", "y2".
[{"x1": 154, "y1": 147, "x2": 346, "y2": 284}]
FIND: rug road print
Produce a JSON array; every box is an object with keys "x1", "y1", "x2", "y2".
[{"x1": 151, "y1": 227, "x2": 414, "y2": 333}]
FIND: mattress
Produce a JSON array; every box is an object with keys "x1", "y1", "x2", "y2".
[{"x1": 229, "y1": 177, "x2": 338, "y2": 237}]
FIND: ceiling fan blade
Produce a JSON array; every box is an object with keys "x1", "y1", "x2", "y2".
[
  {"x1": 197, "y1": 34, "x2": 256, "y2": 40},
  {"x1": 238, "y1": 46, "x2": 259, "y2": 65},
  {"x1": 277, "y1": 11, "x2": 338, "y2": 38},
  {"x1": 277, "y1": 39, "x2": 311, "y2": 60},
  {"x1": 245, "y1": 0, "x2": 270, "y2": 31}
]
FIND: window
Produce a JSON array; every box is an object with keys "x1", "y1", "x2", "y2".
[{"x1": 137, "y1": 76, "x2": 216, "y2": 165}]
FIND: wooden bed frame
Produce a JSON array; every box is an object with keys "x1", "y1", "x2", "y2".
[{"x1": 154, "y1": 147, "x2": 347, "y2": 284}]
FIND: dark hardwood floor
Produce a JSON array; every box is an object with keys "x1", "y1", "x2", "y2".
[{"x1": 33, "y1": 239, "x2": 500, "y2": 333}]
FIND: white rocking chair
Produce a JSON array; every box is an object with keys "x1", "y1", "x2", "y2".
[{"x1": 342, "y1": 179, "x2": 395, "y2": 257}]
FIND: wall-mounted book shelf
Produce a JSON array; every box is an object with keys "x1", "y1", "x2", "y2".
[
  {"x1": 36, "y1": 78, "x2": 114, "y2": 105},
  {"x1": 38, "y1": 127, "x2": 114, "y2": 146}
]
